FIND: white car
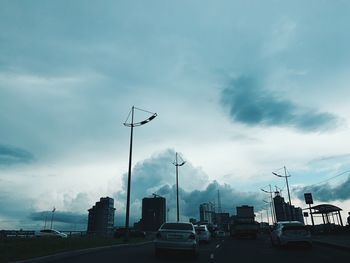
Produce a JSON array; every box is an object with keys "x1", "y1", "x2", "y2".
[
  {"x1": 270, "y1": 221, "x2": 312, "y2": 247},
  {"x1": 195, "y1": 225, "x2": 211, "y2": 243},
  {"x1": 35, "y1": 229, "x2": 68, "y2": 238},
  {"x1": 154, "y1": 222, "x2": 199, "y2": 257}
]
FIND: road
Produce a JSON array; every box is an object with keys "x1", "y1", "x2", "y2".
[{"x1": 50, "y1": 235, "x2": 350, "y2": 263}]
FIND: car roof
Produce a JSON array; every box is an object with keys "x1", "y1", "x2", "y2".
[
  {"x1": 277, "y1": 221, "x2": 304, "y2": 225},
  {"x1": 162, "y1": 222, "x2": 193, "y2": 227},
  {"x1": 160, "y1": 222, "x2": 194, "y2": 230}
]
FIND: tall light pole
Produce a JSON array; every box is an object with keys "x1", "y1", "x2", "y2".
[
  {"x1": 173, "y1": 152, "x2": 185, "y2": 222},
  {"x1": 123, "y1": 106, "x2": 157, "y2": 241},
  {"x1": 50, "y1": 207, "x2": 55, "y2": 229},
  {"x1": 273, "y1": 166, "x2": 293, "y2": 220},
  {"x1": 263, "y1": 200, "x2": 270, "y2": 225},
  {"x1": 261, "y1": 186, "x2": 276, "y2": 224}
]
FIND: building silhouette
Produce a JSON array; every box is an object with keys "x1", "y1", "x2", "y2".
[
  {"x1": 199, "y1": 202, "x2": 215, "y2": 224},
  {"x1": 87, "y1": 197, "x2": 115, "y2": 236},
  {"x1": 141, "y1": 195, "x2": 166, "y2": 231},
  {"x1": 273, "y1": 192, "x2": 304, "y2": 223},
  {"x1": 214, "y1": 212, "x2": 230, "y2": 230}
]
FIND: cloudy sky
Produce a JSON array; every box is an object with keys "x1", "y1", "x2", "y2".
[{"x1": 1, "y1": 0, "x2": 350, "y2": 230}]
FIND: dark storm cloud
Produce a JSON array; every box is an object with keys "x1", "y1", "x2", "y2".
[
  {"x1": 0, "y1": 192, "x2": 34, "y2": 218},
  {"x1": 295, "y1": 175, "x2": 350, "y2": 202},
  {"x1": 0, "y1": 144, "x2": 35, "y2": 165},
  {"x1": 221, "y1": 76, "x2": 339, "y2": 132},
  {"x1": 29, "y1": 211, "x2": 86, "y2": 224}
]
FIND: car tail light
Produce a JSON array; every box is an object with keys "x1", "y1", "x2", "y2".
[
  {"x1": 156, "y1": 232, "x2": 161, "y2": 239},
  {"x1": 189, "y1": 233, "x2": 195, "y2": 240}
]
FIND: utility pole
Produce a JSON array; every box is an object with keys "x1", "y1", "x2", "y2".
[{"x1": 173, "y1": 152, "x2": 185, "y2": 222}]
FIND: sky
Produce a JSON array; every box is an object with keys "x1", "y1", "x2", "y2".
[{"x1": 1, "y1": 0, "x2": 350, "y2": 230}]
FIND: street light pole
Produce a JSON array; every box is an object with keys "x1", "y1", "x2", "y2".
[
  {"x1": 125, "y1": 106, "x2": 134, "y2": 242},
  {"x1": 173, "y1": 152, "x2": 185, "y2": 222},
  {"x1": 273, "y1": 166, "x2": 293, "y2": 220},
  {"x1": 261, "y1": 187, "x2": 276, "y2": 224},
  {"x1": 284, "y1": 166, "x2": 292, "y2": 209},
  {"x1": 269, "y1": 184, "x2": 276, "y2": 224},
  {"x1": 50, "y1": 207, "x2": 55, "y2": 229},
  {"x1": 263, "y1": 200, "x2": 270, "y2": 225},
  {"x1": 176, "y1": 153, "x2": 179, "y2": 222},
  {"x1": 123, "y1": 106, "x2": 157, "y2": 242}
]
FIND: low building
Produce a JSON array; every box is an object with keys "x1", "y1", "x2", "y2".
[
  {"x1": 87, "y1": 197, "x2": 115, "y2": 236},
  {"x1": 142, "y1": 195, "x2": 166, "y2": 231},
  {"x1": 214, "y1": 212, "x2": 230, "y2": 230}
]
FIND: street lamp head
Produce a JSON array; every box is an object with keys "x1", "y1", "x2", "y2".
[
  {"x1": 273, "y1": 172, "x2": 290, "y2": 177},
  {"x1": 261, "y1": 188, "x2": 270, "y2": 194},
  {"x1": 124, "y1": 113, "x2": 157, "y2": 127},
  {"x1": 172, "y1": 161, "x2": 186, "y2": 167}
]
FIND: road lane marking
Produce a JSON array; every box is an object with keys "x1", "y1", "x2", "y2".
[
  {"x1": 216, "y1": 244, "x2": 220, "y2": 249},
  {"x1": 210, "y1": 253, "x2": 214, "y2": 259}
]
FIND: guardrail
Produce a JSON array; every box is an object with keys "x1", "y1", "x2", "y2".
[
  {"x1": 0, "y1": 230, "x2": 87, "y2": 239},
  {"x1": 0, "y1": 230, "x2": 35, "y2": 238}
]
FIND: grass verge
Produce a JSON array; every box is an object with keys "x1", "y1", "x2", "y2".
[{"x1": 0, "y1": 236, "x2": 146, "y2": 262}]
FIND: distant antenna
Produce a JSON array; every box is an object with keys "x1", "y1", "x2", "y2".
[{"x1": 217, "y1": 190, "x2": 222, "y2": 213}]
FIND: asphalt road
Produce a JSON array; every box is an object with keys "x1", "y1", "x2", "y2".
[{"x1": 50, "y1": 235, "x2": 350, "y2": 263}]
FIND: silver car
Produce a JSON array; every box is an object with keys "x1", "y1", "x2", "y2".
[
  {"x1": 154, "y1": 222, "x2": 199, "y2": 257},
  {"x1": 270, "y1": 221, "x2": 312, "y2": 247},
  {"x1": 35, "y1": 229, "x2": 68, "y2": 238},
  {"x1": 195, "y1": 225, "x2": 211, "y2": 243}
]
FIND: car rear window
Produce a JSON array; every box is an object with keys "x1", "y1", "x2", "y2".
[
  {"x1": 283, "y1": 225, "x2": 306, "y2": 231},
  {"x1": 161, "y1": 223, "x2": 193, "y2": 230}
]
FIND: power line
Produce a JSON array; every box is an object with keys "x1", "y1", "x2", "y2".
[{"x1": 308, "y1": 170, "x2": 350, "y2": 186}]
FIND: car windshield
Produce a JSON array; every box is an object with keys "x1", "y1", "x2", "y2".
[
  {"x1": 195, "y1": 227, "x2": 206, "y2": 232},
  {"x1": 161, "y1": 223, "x2": 193, "y2": 230}
]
